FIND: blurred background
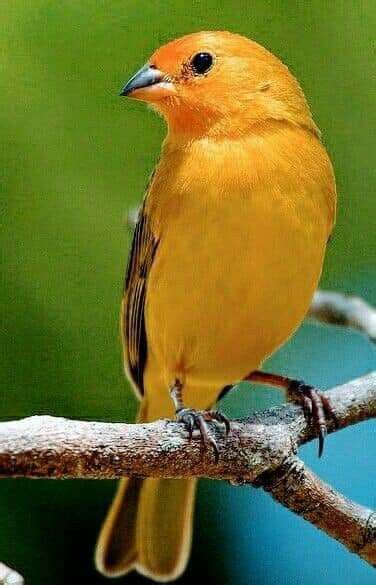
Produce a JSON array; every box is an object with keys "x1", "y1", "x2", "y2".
[{"x1": 0, "y1": 1, "x2": 375, "y2": 583}]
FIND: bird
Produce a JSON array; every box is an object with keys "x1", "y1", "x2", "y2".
[{"x1": 95, "y1": 30, "x2": 336, "y2": 582}]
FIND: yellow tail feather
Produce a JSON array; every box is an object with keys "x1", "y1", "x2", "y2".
[{"x1": 95, "y1": 400, "x2": 197, "y2": 581}]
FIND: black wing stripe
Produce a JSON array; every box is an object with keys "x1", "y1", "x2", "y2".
[{"x1": 123, "y1": 205, "x2": 158, "y2": 395}]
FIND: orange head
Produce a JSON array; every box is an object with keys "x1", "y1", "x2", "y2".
[{"x1": 121, "y1": 31, "x2": 318, "y2": 140}]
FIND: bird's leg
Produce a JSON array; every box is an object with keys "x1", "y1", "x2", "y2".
[
  {"x1": 242, "y1": 370, "x2": 336, "y2": 457},
  {"x1": 169, "y1": 380, "x2": 230, "y2": 463},
  {"x1": 170, "y1": 379, "x2": 184, "y2": 411}
]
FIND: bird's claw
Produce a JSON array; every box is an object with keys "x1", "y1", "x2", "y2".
[
  {"x1": 204, "y1": 410, "x2": 231, "y2": 435},
  {"x1": 176, "y1": 408, "x2": 230, "y2": 463},
  {"x1": 287, "y1": 380, "x2": 336, "y2": 457}
]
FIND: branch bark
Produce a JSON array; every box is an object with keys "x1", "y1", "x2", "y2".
[
  {"x1": 261, "y1": 457, "x2": 376, "y2": 566},
  {"x1": 0, "y1": 373, "x2": 374, "y2": 481},
  {"x1": 0, "y1": 373, "x2": 375, "y2": 565},
  {"x1": 0, "y1": 562, "x2": 24, "y2": 585}
]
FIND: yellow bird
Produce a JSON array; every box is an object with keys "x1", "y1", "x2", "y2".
[{"x1": 95, "y1": 31, "x2": 336, "y2": 581}]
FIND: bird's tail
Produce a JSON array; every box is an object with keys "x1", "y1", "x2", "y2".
[{"x1": 95, "y1": 399, "x2": 197, "y2": 582}]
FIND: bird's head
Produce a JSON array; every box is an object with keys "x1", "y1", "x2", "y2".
[{"x1": 121, "y1": 31, "x2": 318, "y2": 140}]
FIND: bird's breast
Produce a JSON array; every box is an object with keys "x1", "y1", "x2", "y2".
[{"x1": 143, "y1": 129, "x2": 334, "y2": 393}]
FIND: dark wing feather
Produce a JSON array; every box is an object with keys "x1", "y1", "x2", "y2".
[{"x1": 122, "y1": 204, "x2": 158, "y2": 396}]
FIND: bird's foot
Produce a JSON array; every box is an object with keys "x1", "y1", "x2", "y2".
[
  {"x1": 175, "y1": 408, "x2": 230, "y2": 463},
  {"x1": 287, "y1": 380, "x2": 336, "y2": 457}
]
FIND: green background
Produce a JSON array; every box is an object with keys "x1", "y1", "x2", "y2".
[{"x1": 0, "y1": 1, "x2": 375, "y2": 583}]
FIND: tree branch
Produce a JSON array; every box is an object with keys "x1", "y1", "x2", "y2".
[
  {"x1": 0, "y1": 562, "x2": 24, "y2": 585},
  {"x1": 308, "y1": 290, "x2": 376, "y2": 342},
  {"x1": 0, "y1": 373, "x2": 375, "y2": 565},
  {"x1": 0, "y1": 373, "x2": 374, "y2": 481},
  {"x1": 261, "y1": 457, "x2": 376, "y2": 566}
]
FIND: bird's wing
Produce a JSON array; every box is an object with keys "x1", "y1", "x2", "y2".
[{"x1": 121, "y1": 199, "x2": 159, "y2": 398}]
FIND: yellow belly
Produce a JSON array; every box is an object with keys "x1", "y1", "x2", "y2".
[
  {"x1": 144, "y1": 189, "x2": 326, "y2": 412},
  {"x1": 141, "y1": 128, "x2": 335, "y2": 415}
]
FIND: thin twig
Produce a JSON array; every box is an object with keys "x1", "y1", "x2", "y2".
[{"x1": 308, "y1": 290, "x2": 376, "y2": 342}]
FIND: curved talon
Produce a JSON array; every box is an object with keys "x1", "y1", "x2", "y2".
[
  {"x1": 318, "y1": 425, "x2": 327, "y2": 458},
  {"x1": 302, "y1": 396, "x2": 313, "y2": 421},
  {"x1": 287, "y1": 381, "x2": 333, "y2": 458},
  {"x1": 196, "y1": 414, "x2": 220, "y2": 463},
  {"x1": 204, "y1": 410, "x2": 231, "y2": 435},
  {"x1": 320, "y1": 393, "x2": 337, "y2": 423},
  {"x1": 176, "y1": 409, "x2": 194, "y2": 440},
  {"x1": 186, "y1": 413, "x2": 196, "y2": 440},
  {"x1": 175, "y1": 408, "x2": 229, "y2": 463}
]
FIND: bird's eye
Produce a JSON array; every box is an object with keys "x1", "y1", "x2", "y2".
[{"x1": 190, "y1": 52, "x2": 214, "y2": 75}]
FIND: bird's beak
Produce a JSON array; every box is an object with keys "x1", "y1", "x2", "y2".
[{"x1": 120, "y1": 64, "x2": 176, "y2": 101}]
